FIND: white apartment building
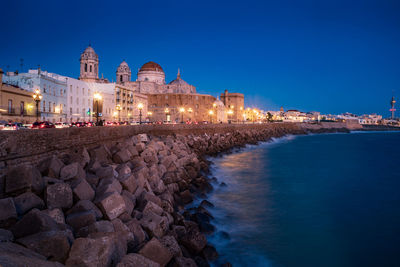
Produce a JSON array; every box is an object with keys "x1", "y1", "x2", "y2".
[{"x1": 2, "y1": 70, "x2": 68, "y2": 122}]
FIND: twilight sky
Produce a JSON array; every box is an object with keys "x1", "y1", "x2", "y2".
[{"x1": 1, "y1": 0, "x2": 399, "y2": 116}]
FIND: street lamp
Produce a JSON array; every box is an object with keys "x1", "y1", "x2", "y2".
[
  {"x1": 32, "y1": 89, "x2": 42, "y2": 122},
  {"x1": 94, "y1": 92, "x2": 102, "y2": 125},
  {"x1": 164, "y1": 108, "x2": 169, "y2": 123},
  {"x1": 188, "y1": 108, "x2": 193, "y2": 121},
  {"x1": 116, "y1": 104, "x2": 122, "y2": 122},
  {"x1": 227, "y1": 109, "x2": 234, "y2": 124},
  {"x1": 179, "y1": 107, "x2": 185, "y2": 123},
  {"x1": 138, "y1": 103, "x2": 143, "y2": 124},
  {"x1": 147, "y1": 111, "x2": 153, "y2": 122},
  {"x1": 208, "y1": 110, "x2": 214, "y2": 123}
]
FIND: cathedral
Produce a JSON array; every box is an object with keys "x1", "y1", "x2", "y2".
[
  {"x1": 77, "y1": 45, "x2": 244, "y2": 123},
  {"x1": 116, "y1": 61, "x2": 196, "y2": 94}
]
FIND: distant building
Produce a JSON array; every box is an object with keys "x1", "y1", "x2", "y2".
[{"x1": 220, "y1": 90, "x2": 244, "y2": 122}]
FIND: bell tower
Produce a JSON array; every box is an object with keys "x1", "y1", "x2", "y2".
[
  {"x1": 116, "y1": 61, "x2": 131, "y2": 84},
  {"x1": 79, "y1": 45, "x2": 99, "y2": 82}
]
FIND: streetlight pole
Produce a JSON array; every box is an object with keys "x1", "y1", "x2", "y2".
[
  {"x1": 179, "y1": 107, "x2": 185, "y2": 123},
  {"x1": 138, "y1": 103, "x2": 143, "y2": 124},
  {"x1": 94, "y1": 92, "x2": 102, "y2": 125},
  {"x1": 188, "y1": 108, "x2": 193, "y2": 122},
  {"x1": 164, "y1": 108, "x2": 169, "y2": 123},
  {"x1": 208, "y1": 110, "x2": 214, "y2": 123},
  {"x1": 116, "y1": 104, "x2": 121, "y2": 122},
  {"x1": 32, "y1": 89, "x2": 42, "y2": 122}
]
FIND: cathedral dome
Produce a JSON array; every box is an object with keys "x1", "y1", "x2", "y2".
[
  {"x1": 117, "y1": 61, "x2": 131, "y2": 72},
  {"x1": 139, "y1": 62, "x2": 164, "y2": 73},
  {"x1": 80, "y1": 45, "x2": 98, "y2": 60}
]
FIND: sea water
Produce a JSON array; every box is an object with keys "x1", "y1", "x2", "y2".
[{"x1": 207, "y1": 132, "x2": 400, "y2": 267}]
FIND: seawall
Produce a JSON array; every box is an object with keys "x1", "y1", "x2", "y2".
[{"x1": 0, "y1": 122, "x2": 354, "y2": 266}]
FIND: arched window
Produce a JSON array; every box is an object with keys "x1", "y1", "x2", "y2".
[
  {"x1": 120, "y1": 75, "x2": 123, "y2": 82},
  {"x1": 90, "y1": 65, "x2": 92, "y2": 72},
  {"x1": 85, "y1": 63, "x2": 87, "y2": 72}
]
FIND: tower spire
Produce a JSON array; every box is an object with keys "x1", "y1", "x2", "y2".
[{"x1": 177, "y1": 68, "x2": 181, "y2": 79}]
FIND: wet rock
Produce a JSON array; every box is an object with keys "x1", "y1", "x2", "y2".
[
  {"x1": 174, "y1": 257, "x2": 197, "y2": 267},
  {"x1": 179, "y1": 227, "x2": 207, "y2": 254},
  {"x1": 89, "y1": 145, "x2": 111, "y2": 164},
  {"x1": 0, "y1": 229, "x2": 13, "y2": 242},
  {"x1": 194, "y1": 256, "x2": 210, "y2": 267},
  {"x1": 180, "y1": 190, "x2": 193, "y2": 204},
  {"x1": 0, "y1": 197, "x2": 17, "y2": 228},
  {"x1": 117, "y1": 253, "x2": 160, "y2": 267},
  {"x1": 97, "y1": 178, "x2": 123, "y2": 195},
  {"x1": 71, "y1": 178, "x2": 95, "y2": 201},
  {"x1": 17, "y1": 230, "x2": 73, "y2": 263},
  {"x1": 139, "y1": 237, "x2": 173, "y2": 267},
  {"x1": 5, "y1": 165, "x2": 44, "y2": 196},
  {"x1": 11, "y1": 209, "x2": 62, "y2": 239},
  {"x1": 87, "y1": 220, "x2": 115, "y2": 234},
  {"x1": 95, "y1": 165, "x2": 114, "y2": 180},
  {"x1": 116, "y1": 164, "x2": 131, "y2": 176},
  {"x1": 201, "y1": 244, "x2": 218, "y2": 261},
  {"x1": 46, "y1": 183, "x2": 73, "y2": 210},
  {"x1": 0, "y1": 242, "x2": 63, "y2": 267},
  {"x1": 14, "y1": 192, "x2": 45, "y2": 215},
  {"x1": 96, "y1": 192, "x2": 126, "y2": 220}
]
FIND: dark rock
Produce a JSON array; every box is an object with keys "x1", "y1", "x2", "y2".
[
  {"x1": 14, "y1": 192, "x2": 45, "y2": 215},
  {"x1": 47, "y1": 156, "x2": 65, "y2": 178},
  {"x1": 194, "y1": 256, "x2": 210, "y2": 267},
  {"x1": 200, "y1": 199, "x2": 214, "y2": 208},
  {"x1": 67, "y1": 200, "x2": 103, "y2": 220},
  {"x1": 0, "y1": 198, "x2": 17, "y2": 228},
  {"x1": 198, "y1": 221, "x2": 215, "y2": 235},
  {"x1": 118, "y1": 174, "x2": 138, "y2": 194},
  {"x1": 174, "y1": 257, "x2": 197, "y2": 267},
  {"x1": 46, "y1": 183, "x2": 73, "y2": 209},
  {"x1": 179, "y1": 227, "x2": 207, "y2": 254},
  {"x1": 142, "y1": 201, "x2": 164, "y2": 216},
  {"x1": 89, "y1": 145, "x2": 111, "y2": 164},
  {"x1": 66, "y1": 210, "x2": 97, "y2": 232},
  {"x1": 179, "y1": 190, "x2": 193, "y2": 204},
  {"x1": 113, "y1": 149, "x2": 131, "y2": 164},
  {"x1": 95, "y1": 165, "x2": 114, "y2": 180},
  {"x1": 117, "y1": 253, "x2": 160, "y2": 267},
  {"x1": 125, "y1": 219, "x2": 147, "y2": 248},
  {"x1": 11, "y1": 209, "x2": 62, "y2": 239},
  {"x1": 0, "y1": 242, "x2": 63, "y2": 267},
  {"x1": 5, "y1": 165, "x2": 44, "y2": 196},
  {"x1": 17, "y1": 230, "x2": 73, "y2": 263},
  {"x1": 140, "y1": 211, "x2": 168, "y2": 238},
  {"x1": 0, "y1": 229, "x2": 13, "y2": 242},
  {"x1": 60, "y1": 162, "x2": 84, "y2": 181},
  {"x1": 201, "y1": 244, "x2": 218, "y2": 261},
  {"x1": 139, "y1": 237, "x2": 173, "y2": 267}
]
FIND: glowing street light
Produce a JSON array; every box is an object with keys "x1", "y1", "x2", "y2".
[
  {"x1": 94, "y1": 92, "x2": 102, "y2": 125},
  {"x1": 147, "y1": 111, "x2": 153, "y2": 122},
  {"x1": 116, "y1": 104, "x2": 122, "y2": 122},
  {"x1": 32, "y1": 88, "x2": 43, "y2": 122},
  {"x1": 138, "y1": 103, "x2": 144, "y2": 124},
  {"x1": 188, "y1": 108, "x2": 193, "y2": 121},
  {"x1": 179, "y1": 107, "x2": 185, "y2": 123},
  {"x1": 164, "y1": 107, "x2": 170, "y2": 122},
  {"x1": 227, "y1": 109, "x2": 234, "y2": 124},
  {"x1": 208, "y1": 110, "x2": 214, "y2": 123}
]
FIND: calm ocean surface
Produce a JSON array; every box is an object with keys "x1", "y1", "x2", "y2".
[{"x1": 207, "y1": 131, "x2": 400, "y2": 267}]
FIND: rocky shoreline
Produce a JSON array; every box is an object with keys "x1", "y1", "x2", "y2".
[{"x1": 0, "y1": 125, "x2": 350, "y2": 267}]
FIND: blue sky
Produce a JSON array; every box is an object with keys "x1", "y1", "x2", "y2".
[{"x1": 1, "y1": 0, "x2": 399, "y2": 116}]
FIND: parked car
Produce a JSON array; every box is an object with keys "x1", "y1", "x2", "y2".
[
  {"x1": 71, "y1": 122, "x2": 85, "y2": 127},
  {"x1": 2, "y1": 123, "x2": 20, "y2": 130},
  {"x1": 84, "y1": 121, "x2": 94, "y2": 127},
  {"x1": 31, "y1": 121, "x2": 55, "y2": 129},
  {"x1": 55, "y1": 122, "x2": 70, "y2": 128}
]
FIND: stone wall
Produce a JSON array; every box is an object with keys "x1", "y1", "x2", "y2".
[{"x1": 0, "y1": 122, "x2": 355, "y2": 173}]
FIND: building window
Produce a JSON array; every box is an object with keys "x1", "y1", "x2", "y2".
[
  {"x1": 53, "y1": 103, "x2": 55, "y2": 113},
  {"x1": 120, "y1": 75, "x2": 123, "y2": 82},
  {"x1": 49, "y1": 102, "x2": 51, "y2": 113},
  {"x1": 60, "y1": 89, "x2": 63, "y2": 96},
  {"x1": 90, "y1": 65, "x2": 92, "y2": 72},
  {"x1": 20, "y1": 101, "x2": 24, "y2": 115},
  {"x1": 88, "y1": 89, "x2": 91, "y2": 95},
  {"x1": 85, "y1": 63, "x2": 87, "y2": 72},
  {"x1": 43, "y1": 101, "x2": 46, "y2": 112},
  {"x1": 82, "y1": 88, "x2": 85, "y2": 95},
  {"x1": 70, "y1": 96, "x2": 72, "y2": 103},
  {"x1": 43, "y1": 85, "x2": 46, "y2": 93},
  {"x1": 8, "y1": 99, "x2": 12, "y2": 113},
  {"x1": 76, "y1": 98, "x2": 79, "y2": 105},
  {"x1": 70, "y1": 85, "x2": 72, "y2": 93},
  {"x1": 70, "y1": 108, "x2": 72, "y2": 115}
]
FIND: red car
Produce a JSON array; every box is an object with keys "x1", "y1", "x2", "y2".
[{"x1": 31, "y1": 121, "x2": 55, "y2": 129}]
